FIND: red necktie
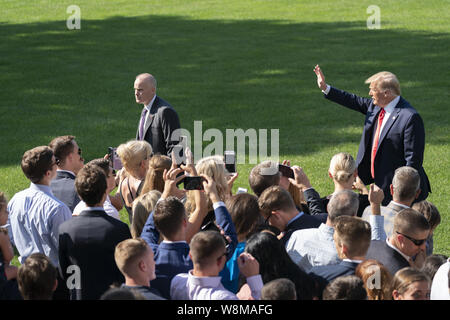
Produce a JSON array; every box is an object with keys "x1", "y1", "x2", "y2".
[{"x1": 371, "y1": 108, "x2": 386, "y2": 179}]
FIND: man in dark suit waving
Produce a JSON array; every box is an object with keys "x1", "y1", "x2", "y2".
[
  {"x1": 313, "y1": 65, "x2": 430, "y2": 205},
  {"x1": 134, "y1": 73, "x2": 180, "y2": 156}
]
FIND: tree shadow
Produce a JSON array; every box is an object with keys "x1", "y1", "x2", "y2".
[{"x1": 0, "y1": 15, "x2": 448, "y2": 166}]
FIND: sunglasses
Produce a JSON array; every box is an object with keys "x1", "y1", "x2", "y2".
[
  {"x1": 396, "y1": 231, "x2": 427, "y2": 246},
  {"x1": 77, "y1": 148, "x2": 82, "y2": 156},
  {"x1": 264, "y1": 213, "x2": 272, "y2": 225}
]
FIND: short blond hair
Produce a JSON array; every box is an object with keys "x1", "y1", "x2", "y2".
[
  {"x1": 116, "y1": 140, "x2": 152, "y2": 177},
  {"x1": 329, "y1": 152, "x2": 357, "y2": 183},
  {"x1": 114, "y1": 238, "x2": 150, "y2": 278},
  {"x1": 365, "y1": 71, "x2": 401, "y2": 96}
]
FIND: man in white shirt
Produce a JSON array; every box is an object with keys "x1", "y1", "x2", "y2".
[
  {"x1": 361, "y1": 166, "x2": 421, "y2": 238},
  {"x1": 49, "y1": 135, "x2": 85, "y2": 211},
  {"x1": 170, "y1": 231, "x2": 263, "y2": 300}
]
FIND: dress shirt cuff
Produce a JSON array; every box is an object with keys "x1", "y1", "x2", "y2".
[
  {"x1": 246, "y1": 274, "x2": 264, "y2": 300},
  {"x1": 370, "y1": 215, "x2": 387, "y2": 241},
  {"x1": 213, "y1": 201, "x2": 226, "y2": 210},
  {"x1": 322, "y1": 84, "x2": 331, "y2": 95}
]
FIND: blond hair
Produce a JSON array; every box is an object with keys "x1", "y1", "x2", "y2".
[
  {"x1": 114, "y1": 238, "x2": 150, "y2": 278},
  {"x1": 116, "y1": 140, "x2": 152, "y2": 178},
  {"x1": 329, "y1": 152, "x2": 357, "y2": 183},
  {"x1": 131, "y1": 190, "x2": 161, "y2": 238},
  {"x1": 185, "y1": 155, "x2": 229, "y2": 214},
  {"x1": 365, "y1": 71, "x2": 401, "y2": 96}
]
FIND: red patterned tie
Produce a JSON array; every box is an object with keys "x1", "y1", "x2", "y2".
[{"x1": 371, "y1": 108, "x2": 386, "y2": 179}]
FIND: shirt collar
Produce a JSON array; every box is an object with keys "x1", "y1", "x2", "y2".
[
  {"x1": 188, "y1": 270, "x2": 222, "y2": 288},
  {"x1": 162, "y1": 240, "x2": 187, "y2": 244},
  {"x1": 390, "y1": 201, "x2": 410, "y2": 209},
  {"x1": 57, "y1": 169, "x2": 76, "y2": 177},
  {"x1": 145, "y1": 95, "x2": 157, "y2": 111},
  {"x1": 386, "y1": 238, "x2": 411, "y2": 262},
  {"x1": 83, "y1": 206, "x2": 105, "y2": 211},
  {"x1": 287, "y1": 211, "x2": 304, "y2": 226},
  {"x1": 382, "y1": 95, "x2": 400, "y2": 113},
  {"x1": 343, "y1": 258, "x2": 364, "y2": 264},
  {"x1": 30, "y1": 183, "x2": 53, "y2": 196},
  {"x1": 318, "y1": 223, "x2": 335, "y2": 238}
]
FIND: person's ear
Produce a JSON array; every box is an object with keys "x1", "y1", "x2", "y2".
[
  {"x1": 392, "y1": 289, "x2": 400, "y2": 300},
  {"x1": 328, "y1": 171, "x2": 333, "y2": 179},
  {"x1": 390, "y1": 184, "x2": 394, "y2": 196},
  {"x1": 138, "y1": 260, "x2": 146, "y2": 272},
  {"x1": 415, "y1": 188, "x2": 421, "y2": 199},
  {"x1": 341, "y1": 244, "x2": 349, "y2": 258}
]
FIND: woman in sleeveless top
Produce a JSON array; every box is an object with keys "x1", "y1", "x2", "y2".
[
  {"x1": 116, "y1": 140, "x2": 152, "y2": 224},
  {"x1": 0, "y1": 193, "x2": 18, "y2": 281}
]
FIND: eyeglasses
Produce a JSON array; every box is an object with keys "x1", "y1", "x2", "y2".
[{"x1": 395, "y1": 231, "x2": 427, "y2": 246}]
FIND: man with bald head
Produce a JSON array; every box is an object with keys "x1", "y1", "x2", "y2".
[
  {"x1": 313, "y1": 65, "x2": 430, "y2": 206},
  {"x1": 134, "y1": 73, "x2": 180, "y2": 156}
]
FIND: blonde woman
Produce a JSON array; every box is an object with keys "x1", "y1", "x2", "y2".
[
  {"x1": 116, "y1": 140, "x2": 152, "y2": 223},
  {"x1": 185, "y1": 155, "x2": 233, "y2": 226},
  {"x1": 392, "y1": 267, "x2": 431, "y2": 300},
  {"x1": 321, "y1": 152, "x2": 369, "y2": 217},
  {"x1": 131, "y1": 190, "x2": 161, "y2": 238}
]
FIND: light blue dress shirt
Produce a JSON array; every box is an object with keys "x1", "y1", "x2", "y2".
[{"x1": 7, "y1": 183, "x2": 72, "y2": 267}]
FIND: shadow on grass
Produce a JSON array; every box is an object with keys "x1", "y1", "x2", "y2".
[{"x1": 0, "y1": 15, "x2": 449, "y2": 166}]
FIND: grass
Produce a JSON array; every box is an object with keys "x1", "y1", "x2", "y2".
[{"x1": 0, "y1": 0, "x2": 448, "y2": 264}]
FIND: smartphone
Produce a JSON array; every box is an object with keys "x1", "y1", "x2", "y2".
[
  {"x1": 183, "y1": 176, "x2": 205, "y2": 190},
  {"x1": 224, "y1": 150, "x2": 236, "y2": 173},
  {"x1": 278, "y1": 164, "x2": 294, "y2": 179},
  {"x1": 201, "y1": 221, "x2": 230, "y2": 250},
  {"x1": 108, "y1": 147, "x2": 123, "y2": 171}
]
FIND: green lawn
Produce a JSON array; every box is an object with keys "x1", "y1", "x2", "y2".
[{"x1": 1, "y1": 0, "x2": 448, "y2": 263}]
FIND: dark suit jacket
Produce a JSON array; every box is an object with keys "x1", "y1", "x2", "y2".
[
  {"x1": 308, "y1": 260, "x2": 360, "y2": 297},
  {"x1": 58, "y1": 210, "x2": 131, "y2": 300},
  {"x1": 325, "y1": 87, "x2": 431, "y2": 205},
  {"x1": 136, "y1": 96, "x2": 181, "y2": 156},
  {"x1": 365, "y1": 240, "x2": 410, "y2": 276},
  {"x1": 50, "y1": 171, "x2": 80, "y2": 212},
  {"x1": 281, "y1": 213, "x2": 324, "y2": 246}
]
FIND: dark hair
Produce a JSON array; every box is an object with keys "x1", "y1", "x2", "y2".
[
  {"x1": 226, "y1": 193, "x2": 263, "y2": 240},
  {"x1": 421, "y1": 254, "x2": 448, "y2": 281},
  {"x1": 190, "y1": 230, "x2": 226, "y2": 267},
  {"x1": 412, "y1": 201, "x2": 441, "y2": 231},
  {"x1": 249, "y1": 161, "x2": 280, "y2": 197},
  {"x1": 245, "y1": 231, "x2": 317, "y2": 300},
  {"x1": 261, "y1": 278, "x2": 297, "y2": 300},
  {"x1": 21, "y1": 146, "x2": 55, "y2": 183},
  {"x1": 49, "y1": 135, "x2": 75, "y2": 166},
  {"x1": 153, "y1": 197, "x2": 186, "y2": 239},
  {"x1": 258, "y1": 186, "x2": 296, "y2": 219},
  {"x1": 322, "y1": 275, "x2": 367, "y2": 300},
  {"x1": 17, "y1": 253, "x2": 57, "y2": 300},
  {"x1": 75, "y1": 164, "x2": 107, "y2": 206},
  {"x1": 87, "y1": 158, "x2": 110, "y2": 176}
]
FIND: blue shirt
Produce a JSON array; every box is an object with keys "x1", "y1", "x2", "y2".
[
  {"x1": 7, "y1": 183, "x2": 72, "y2": 266},
  {"x1": 220, "y1": 241, "x2": 246, "y2": 293}
]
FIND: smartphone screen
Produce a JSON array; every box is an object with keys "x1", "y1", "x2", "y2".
[
  {"x1": 278, "y1": 164, "x2": 294, "y2": 179},
  {"x1": 224, "y1": 151, "x2": 236, "y2": 173},
  {"x1": 108, "y1": 147, "x2": 123, "y2": 171},
  {"x1": 183, "y1": 176, "x2": 204, "y2": 190}
]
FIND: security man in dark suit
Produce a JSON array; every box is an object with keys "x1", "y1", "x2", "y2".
[
  {"x1": 313, "y1": 65, "x2": 431, "y2": 206},
  {"x1": 58, "y1": 164, "x2": 131, "y2": 300},
  {"x1": 134, "y1": 73, "x2": 181, "y2": 156},
  {"x1": 49, "y1": 135, "x2": 84, "y2": 211}
]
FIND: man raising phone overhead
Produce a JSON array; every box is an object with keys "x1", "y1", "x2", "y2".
[{"x1": 313, "y1": 65, "x2": 430, "y2": 205}]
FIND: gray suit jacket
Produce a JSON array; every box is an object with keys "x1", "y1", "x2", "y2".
[
  {"x1": 50, "y1": 171, "x2": 80, "y2": 212},
  {"x1": 136, "y1": 96, "x2": 180, "y2": 156},
  {"x1": 361, "y1": 201, "x2": 406, "y2": 239}
]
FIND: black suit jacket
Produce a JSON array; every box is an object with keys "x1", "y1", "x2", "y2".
[
  {"x1": 50, "y1": 171, "x2": 80, "y2": 212},
  {"x1": 58, "y1": 210, "x2": 131, "y2": 300},
  {"x1": 136, "y1": 96, "x2": 181, "y2": 156},
  {"x1": 281, "y1": 213, "x2": 324, "y2": 246},
  {"x1": 365, "y1": 240, "x2": 410, "y2": 276},
  {"x1": 325, "y1": 87, "x2": 431, "y2": 205}
]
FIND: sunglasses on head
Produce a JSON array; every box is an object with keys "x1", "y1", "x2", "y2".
[{"x1": 396, "y1": 231, "x2": 427, "y2": 246}]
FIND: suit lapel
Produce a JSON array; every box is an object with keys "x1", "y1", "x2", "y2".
[
  {"x1": 143, "y1": 96, "x2": 158, "y2": 136},
  {"x1": 378, "y1": 107, "x2": 401, "y2": 148}
]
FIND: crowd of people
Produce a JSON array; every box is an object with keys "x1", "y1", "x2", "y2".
[{"x1": 0, "y1": 136, "x2": 448, "y2": 301}]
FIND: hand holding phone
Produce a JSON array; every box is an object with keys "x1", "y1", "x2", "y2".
[
  {"x1": 278, "y1": 164, "x2": 294, "y2": 179},
  {"x1": 224, "y1": 150, "x2": 236, "y2": 173},
  {"x1": 108, "y1": 147, "x2": 123, "y2": 171},
  {"x1": 183, "y1": 176, "x2": 206, "y2": 190}
]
